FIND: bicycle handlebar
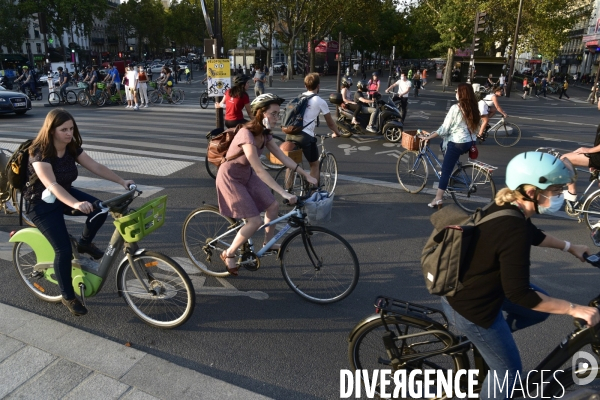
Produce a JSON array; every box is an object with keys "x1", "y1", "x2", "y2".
[
  {"x1": 572, "y1": 252, "x2": 600, "y2": 329},
  {"x1": 282, "y1": 186, "x2": 327, "y2": 207}
]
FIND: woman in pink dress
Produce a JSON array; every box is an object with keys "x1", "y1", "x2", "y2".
[{"x1": 215, "y1": 94, "x2": 317, "y2": 276}]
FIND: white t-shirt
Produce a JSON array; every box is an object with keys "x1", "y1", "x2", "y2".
[
  {"x1": 483, "y1": 93, "x2": 495, "y2": 107},
  {"x1": 301, "y1": 91, "x2": 330, "y2": 137},
  {"x1": 126, "y1": 70, "x2": 138, "y2": 88},
  {"x1": 478, "y1": 100, "x2": 489, "y2": 116},
  {"x1": 394, "y1": 79, "x2": 412, "y2": 97},
  {"x1": 499, "y1": 75, "x2": 505, "y2": 85}
]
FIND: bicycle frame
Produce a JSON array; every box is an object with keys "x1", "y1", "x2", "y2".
[{"x1": 206, "y1": 207, "x2": 304, "y2": 259}]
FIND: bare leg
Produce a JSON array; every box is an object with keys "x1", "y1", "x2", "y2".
[
  {"x1": 263, "y1": 201, "x2": 279, "y2": 247},
  {"x1": 309, "y1": 160, "x2": 320, "y2": 184},
  {"x1": 478, "y1": 115, "x2": 489, "y2": 137},
  {"x1": 224, "y1": 215, "x2": 261, "y2": 270}
]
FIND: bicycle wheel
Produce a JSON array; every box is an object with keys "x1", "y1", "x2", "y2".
[
  {"x1": 493, "y1": 122, "x2": 521, "y2": 147},
  {"x1": 275, "y1": 167, "x2": 308, "y2": 197},
  {"x1": 171, "y1": 91, "x2": 182, "y2": 104},
  {"x1": 205, "y1": 156, "x2": 219, "y2": 179},
  {"x1": 449, "y1": 165, "x2": 496, "y2": 213},
  {"x1": 149, "y1": 90, "x2": 162, "y2": 104},
  {"x1": 396, "y1": 150, "x2": 428, "y2": 193},
  {"x1": 280, "y1": 226, "x2": 359, "y2": 304},
  {"x1": 200, "y1": 92, "x2": 209, "y2": 109},
  {"x1": 117, "y1": 250, "x2": 195, "y2": 329},
  {"x1": 543, "y1": 364, "x2": 600, "y2": 397},
  {"x1": 319, "y1": 152, "x2": 338, "y2": 195},
  {"x1": 66, "y1": 91, "x2": 77, "y2": 105},
  {"x1": 582, "y1": 190, "x2": 600, "y2": 229},
  {"x1": 96, "y1": 92, "x2": 107, "y2": 107},
  {"x1": 11, "y1": 188, "x2": 35, "y2": 227},
  {"x1": 348, "y1": 315, "x2": 459, "y2": 397},
  {"x1": 13, "y1": 241, "x2": 62, "y2": 302},
  {"x1": 77, "y1": 91, "x2": 90, "y2": 107},
  {"x1": 174, "y1": 89, "x2": 184, "y2": 104},
  {"x1": 48, "y1": 92, "x2": 60, "y2": 106},
  {"x1": 260, "y1": 135, "x2": 285, "y2": 170},
  {"x1": 182, "y1": 207, "x2": 237, "y2": 277}
]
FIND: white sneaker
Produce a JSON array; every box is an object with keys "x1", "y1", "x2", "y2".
[
  {"x1": 143, "y1": 104, "x2": 148, "y2": 108},
  {"x1": 125, "y1": 105, "x2": 130, "y2": 108},
  {"x1": 4, "y1": 200, "x2": 17, "y2": 214},
  {"x1": 134, "y1": 105, "x2": 139, "y2": 110},
  {"x1": 366, "y1": 126, "x2": 377, "y2": 133}
]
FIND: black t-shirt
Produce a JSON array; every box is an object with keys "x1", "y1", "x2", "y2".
[
  {"x1": 446, "y1": 203, "x2": 546, "y2": 328},
  {"x1": 25, "y1": 146, "x2": 83, "y2": 202},
  {"x1": 354, "y1": 91, "x2": 368, "y2": 104}
]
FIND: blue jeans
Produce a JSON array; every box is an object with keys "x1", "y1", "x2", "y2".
[
  {"x1": 59, "y1": 83, "x2": 69, "y2": 99},
  {"x1": 27, "y1": 188, "x2": 107, "y2": 299},
  {"x1": 441, "y1": 285, "x2": 549, "y2": 400},
  {"x1": 439, "y1": 141, "x2": 473, "y2": 190}
]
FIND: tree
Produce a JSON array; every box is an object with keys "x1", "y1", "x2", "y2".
[
  {"x1": 0, "y1": 0, "x2": 29, "y2": 56},
  {"x1": 166, "y1": 0, "x2": 206, "y2": 55}
]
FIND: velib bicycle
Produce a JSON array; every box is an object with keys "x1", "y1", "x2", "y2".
[
  {"x1": 477, "y1": 117, "x2": 522, "y2": 147},
  {"x1": 204, "y1": 128, "x2": 285, "y2": 179},
  {"x1": 396, "y1": 134, "x2": 497, "y2": 213},
  {"x1": 274, "y1": 133, "x2": 338, "y2": 197},
  {"x1": 9, "y1": 185, "x2": 195, "y2": 329},
  {"x1": 181, "y1": 194, "x2": 359, "y2": 304},
  {"x1": 537, "y1": 147, "x2": 600, "y2": 230},
  {"x1": 347, "y1": 250, "x2": 600, "y2": 397},
  {"x1": 48, "y1": 87, "x2": 78, "y2": 106}
]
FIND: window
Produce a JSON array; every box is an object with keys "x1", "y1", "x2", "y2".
[
  {"x1": 36, "y1": 43, "x2": 42, "y2": 53},
  {"x1": 34, "y1": 30, "x2": 40, "y2": 38}
]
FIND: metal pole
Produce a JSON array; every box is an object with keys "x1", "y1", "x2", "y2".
[
  {"x1": 336, "y1": 32, "x2": 342, "y2": 118},
  {"x1": 505, "y1": 0, "x2": 524, "y2": 98},
  {"x1": 593, "y1": 54, "x2": 600, "y2": 88},
  {"x1": 214, "y1": 0, "x2": 223, "y2": 129}
]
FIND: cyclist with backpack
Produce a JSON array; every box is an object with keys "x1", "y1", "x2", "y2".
[
  {"x1": 57, "y1": 67, "x2": 70, "y2": 101},
  {"x1": 24, "y1": 109, "x2": 134, "y2": 316},
  {"x1": 216, "y1": 75, "x2": 252, "y2": 128},
  {"x1": 215, "y1": 94, "x2": 317, "y2": 276},
  {"x1": 14, "y1": 66, "x2": 39, "y2": 100},
  {"x1": 367, "y1": 72, "x2": 381, "y2": 100},
  {"x1": 438, "y1": 152, "x2": 598, "y2": 400},
  {"x1": 284, "y1": 73, "x2": 342, "y2": 182}
]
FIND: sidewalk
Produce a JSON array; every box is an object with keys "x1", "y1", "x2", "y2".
[{"x1": 0, "y1": 303, "x2": 272, "y2": 399}]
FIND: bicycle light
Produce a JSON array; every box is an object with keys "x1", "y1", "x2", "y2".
[{"x1": 9, "y1": 230, "x2": 16, "y2": 238}]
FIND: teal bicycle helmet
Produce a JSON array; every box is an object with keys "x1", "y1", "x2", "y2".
[{"x1": 505, "y1": 152, "x2": 575, "y2": 190}]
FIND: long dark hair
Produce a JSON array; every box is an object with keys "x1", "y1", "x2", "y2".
[
  {"x1": 229, "y1": 81, "x2": 248, "y2": 98},
  {"x1": 245, "y1": 107, "x2": 267, "y2": 137},
  {"x1": 456, "y1": 83, "x2": 481, "y2": 133},
  {"x1": 30, "y1": 108, "x2": 82, "y2": 159}
]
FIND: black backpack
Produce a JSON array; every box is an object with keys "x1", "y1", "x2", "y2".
[
  {"x1": 421, "y1": 204, "x2": 523, "y2": 297},
  {"x1": 281, "y1": 93, "x2": 316, "y2": 135},
  {"x1": 4, "y1": 140, "x2": 38, "y2": 224}
]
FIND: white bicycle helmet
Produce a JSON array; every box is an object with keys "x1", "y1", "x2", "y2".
[{"x1": 250, "y1": 93, "x2": 285, "y2": 115}]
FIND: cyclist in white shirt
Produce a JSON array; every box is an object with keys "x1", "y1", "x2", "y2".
[
  {"x1": 478, "y1": 85, "x2": 507, "y2": 138},
  {"x1": 285, "y1": 73, "x2": 342, "y2": 183},
  {"x1": 385, "y1": 73, "x2": 411, "y2": 123}
]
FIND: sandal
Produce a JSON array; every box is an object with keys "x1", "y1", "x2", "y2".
[{"x1": 220, "y1": 251, "x2": 239, "y2": 276}]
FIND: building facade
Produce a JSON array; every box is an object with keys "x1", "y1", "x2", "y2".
[{"x1": 582, "y1": 0, "x2": 600, "y2": 77}]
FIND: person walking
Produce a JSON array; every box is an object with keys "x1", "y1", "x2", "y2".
[
  {"x1": 412, "y1": 70, "x2": 421, "y2": 97},
  {"x1": 128, "y1": 65, "x2": 139, "y2": 110},
  {"x1": 418, "y1": 83, "x2": 480, "y2": 208},
  {"x1": 385, "y1": 73, "x2": 411, "y2": 123},
  {"x1": 541, "y1": 76, "x2": 548, "y2": 98},
  {"x1": 253, "y1": 66, "x2": 266, "y2": 97},
  {"x1": 25, "y1": 109, "x2": 134, "y2": 316},
  {"x1": 521, "y1": 77, "x2": 529, "y2": 100},
  {"x1": 559, "y1": 79, "x2": 570, "y2": 99},
  {"x1": 498, "y1": 73, "x2": 506, "y2": 95},
  {"x1": 587, "y1": 83, "x2": 598, "y2": 104},
  {"x1": 421, "y1": 68, "x2": 428, "y2": 89},
  {"x1": 138, "y1": 66, "x2": 149, "y2": 108}
]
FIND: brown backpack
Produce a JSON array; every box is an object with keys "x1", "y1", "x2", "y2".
[{"x1": 206, "y1": 125, "x2": 245, "y2": 167}]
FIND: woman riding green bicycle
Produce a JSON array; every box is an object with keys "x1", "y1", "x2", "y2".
[{"x1": 25, "y1": 109, "x2": 134, "y2": 316}]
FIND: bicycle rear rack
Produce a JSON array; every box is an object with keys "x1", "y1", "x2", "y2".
[
  {"x1": 467, "y1": 159, "x2": 498, "y2": 173},
  {"x1": 374, "y1": 296, "x2": 450, "y2": 327}
]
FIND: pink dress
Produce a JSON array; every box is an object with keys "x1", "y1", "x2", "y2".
[{"x1": 216, "y1": 129, "x2": 275, "y2": 218}]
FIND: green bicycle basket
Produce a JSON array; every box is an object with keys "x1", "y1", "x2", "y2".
[
  {"x1": 149, "y1": 81, "x2": 157, "y2": 89},
  {"x1": 97, "y1": 82, "x2": 106, "y2": 90},
  {"x1": 113, "y1": 195, "x2": 167, "y2": 242}
]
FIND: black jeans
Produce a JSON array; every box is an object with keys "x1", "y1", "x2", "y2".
[
  {"x1": 224, "y1": 119, "x2": 247, "y2": 129},
  {"x1": 27, "y1": 188, "x2": 107, "y2": 299},
  {"x1": 396, "y1": 96, "x2": 408, "y2": 122}
]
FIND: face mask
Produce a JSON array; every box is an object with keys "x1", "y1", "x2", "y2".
[
  {"x1": 262, "y1": 117, "x2": 271, "y2": 130},
  {"x1": 538, "y1": 193, "x2": 564, "y2": 214}
]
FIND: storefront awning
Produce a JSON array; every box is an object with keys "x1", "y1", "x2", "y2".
[{"x1": 2, "y1": 54, "x2": 28, "y2": 63}]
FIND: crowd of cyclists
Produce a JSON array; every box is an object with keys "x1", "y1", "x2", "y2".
[{"x1": 5, "y1": 63, "x2": 600, "y2": 398}]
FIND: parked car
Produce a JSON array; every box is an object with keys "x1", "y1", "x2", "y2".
[
  {"x1": 37, "y1": 72, "x2": 60, "y2": 86},
  {"x1": 273, "y1": 62, "x2": 286, "y2": 72},
  {"x1": 0, "y1": 86, "x2": 32, "y2": 115}
]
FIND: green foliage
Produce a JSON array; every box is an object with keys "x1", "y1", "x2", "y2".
[{"x1": 0, "y1": 0, "x2": 29, "y2": 53}]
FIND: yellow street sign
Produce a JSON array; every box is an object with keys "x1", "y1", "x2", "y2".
[{"x1": 207, "y1": 59, "x2": 231, "y2": 97}]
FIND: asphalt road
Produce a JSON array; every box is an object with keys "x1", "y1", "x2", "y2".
[{"x1": 1, "y1": 75, "x2": 600, "y2": 399}]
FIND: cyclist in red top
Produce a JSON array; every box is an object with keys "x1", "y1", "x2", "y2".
[{"x1": 217, "y1": 75, "x2": 252, "y2": 128}]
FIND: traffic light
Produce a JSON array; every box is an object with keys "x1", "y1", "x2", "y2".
[
  {"x1": 473, "y1": 37, "x2": 481, "y2": 53},
  {"x1": 71, "y1": 49, "x2": 75, "y2": 53},
  {"x1": 171, "y1": 41, "x2": 176, "y2": 52},
  {"x1": 118, "y1": 52, "x2": 122, "y2": 58},
  {"x1": 476, "y1": 12, "x2": 487, "y2": 32}
]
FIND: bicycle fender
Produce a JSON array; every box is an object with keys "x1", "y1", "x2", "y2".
[
  {"x1": 348, "y1": 314, "x2": 381, "y2": 342},
  {"x1": 114, "y1": 249, "x2": 146, "y2": 296},
  {"x1": 9, "y1": 228, "x2": 55, "y2": 263}
]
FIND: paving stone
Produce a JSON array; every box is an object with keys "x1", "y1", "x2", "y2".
[
  {"x1": 121, "y1": 388, "x2": 161, "y2": 400},
  {"x1": 0, "y1": 304, "x2": 37, "y2": 335},
  {"x1": 63, "y1": 373, "x2": 130, "y2": 400},
  {"x1": 121, "y1": 354, "x2": 273, "y2": 400},
  {"x1": 0, "y1": 346, "x2": 56, "y2": 398},
  {"x1": 0, "y1": 335, "x2": 25, "y2": 362},
  {"x1": 6, "y1": 358, "x2": 92, "y2": 400}
]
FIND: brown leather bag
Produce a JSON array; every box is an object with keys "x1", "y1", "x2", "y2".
[{"x1": 206, "y1": 125, "x2": 245, "y2": 167}]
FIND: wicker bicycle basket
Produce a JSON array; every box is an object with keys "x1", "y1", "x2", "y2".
[
  {"x1": 401, "y1": 130, "x2": 421, "y2": 151},
  {"x1": 268, "y1": 144, "x2": 303, "y2": 165},
  {"x1": 113, "y1": 195, "x2": 167, "y2": 243},
  {"x1": 96, "y1": 82, "x2": 106, "y2": 90}
]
